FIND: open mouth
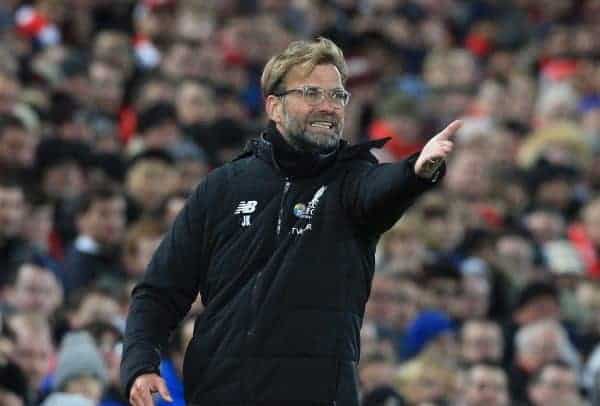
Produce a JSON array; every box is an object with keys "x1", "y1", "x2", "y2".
[{"x1": 310, "y1": 121, "x2": 335, "y2": 129}]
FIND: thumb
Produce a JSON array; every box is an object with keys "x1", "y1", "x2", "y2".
[
  {"x1": 155, "y1": 378, "x2": 173, "y2": 402},
  {"x1": 434, "y1": 119, "x2": 463, "y2": 141}
]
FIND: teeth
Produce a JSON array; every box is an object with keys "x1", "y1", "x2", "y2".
[{"x1": 311, "y1": 121, "x2": 333, "y2": 128}]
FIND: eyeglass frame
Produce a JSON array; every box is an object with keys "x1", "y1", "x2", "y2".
[{"x1": 272, "y1": 85, "x2": 351, "y2": 107}]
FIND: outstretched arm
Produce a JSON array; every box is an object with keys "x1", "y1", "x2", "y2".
[{"x1": 344, "y1": 120, "x2": 462, "y2": 234}]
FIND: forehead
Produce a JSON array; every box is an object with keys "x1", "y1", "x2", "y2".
[
  {"x1": 180, "y1": 83, "x2": 212, "y2": 99},
  {"x1": 284, "y1": 64, "x2": 343, "y2": 88},
  {"x1": 542, "y1": 366, "x2": 575, "y2": 381},
  {"x1": 464, "y1": 322, "x2": 498, "y2": 336},
  {"x1": 471, "y1": 366, "x2": 506, "y2": 383}
]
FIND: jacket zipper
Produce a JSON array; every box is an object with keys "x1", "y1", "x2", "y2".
[
  {"x1": 247, "y1": 179, "x2": 290, "y2": 337},
  {"x1": 276, "y1": 179, "x2": 291, "y2": 236}
]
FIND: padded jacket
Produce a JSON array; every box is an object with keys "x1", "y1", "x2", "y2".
[{"x1": 120, "y1": 131, "x2": 443, "y2": 405}]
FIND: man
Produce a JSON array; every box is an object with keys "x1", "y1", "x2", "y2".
[
  {"x1": 121, "y1": 37, "x2": 460, "y2": 406},
  {"x1": 4, "y1": 261, "x2": 63, "y2": 319},
  {"x1": 457, "y1": 362, "x2": 510, "y2": 406},
  {"x1": 503, "y1": 280, "x2": 563, "y2": 363},
  {"x1": 460, "y1": 319, "x2": 504, "y2": 364},
  {"x1": 6, "y1": 311, "x2": 54, "y2": 405},
  {"x1": 133, "y1": 101, "x2": 204, "y2": 162},
  {"x1": 63, "y1": 185, "x2": 127, "y2": 293},
  {"x1": 527, "y1": 361, "x2": 584, "y2": 406},
  {"x1": 0, "y1": 114, "x2": 38, "y2": 172},
  {"x1": 0, "y1": 175, "x2": 36, "y2": 287},
  {"x1": 510, "y1": 319, "x2": 581, "y2": 403}
]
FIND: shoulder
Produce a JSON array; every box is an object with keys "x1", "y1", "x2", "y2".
[
  {"x1": 338, "y1": 138, "x2": 389, "y2": 164},
  {"x1": 206, "y1": 155, "x2": 268, "y2": 185},
  {"x1": 189, "y1": 156, "x2": 273, "y2": 203}
]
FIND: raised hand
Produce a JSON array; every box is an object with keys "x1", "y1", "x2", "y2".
[{"x1": 414, "y1": 120, "x2": 462, "y2": 179}]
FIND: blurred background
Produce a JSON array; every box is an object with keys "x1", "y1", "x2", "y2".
[{"x1": 1, "y1": 0, "x2": 600, "y2": 405}]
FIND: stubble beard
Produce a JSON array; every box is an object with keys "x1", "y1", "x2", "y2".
[{"x1": 281, "y1": 108, "x2": 343, "y2": 154}]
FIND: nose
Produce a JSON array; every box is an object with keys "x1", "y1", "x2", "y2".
[
  {"x1": 316, "y1": 99, "x2": 340, "y2": 116},
  {"x1": 325, "y1": 96, "x2": 343, "y2": 111}
]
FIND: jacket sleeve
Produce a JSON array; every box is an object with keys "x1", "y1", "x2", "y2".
[
  {"x1": 120, "y1": 177, "x2": 211, "y2": 397},
  {"x1": 342, "y1": 152, "x2": 445, "y2": 235}
]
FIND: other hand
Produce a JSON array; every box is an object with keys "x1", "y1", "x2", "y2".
[{"x1": 129, "y1": 373, "x2": 172, "y2": 406}]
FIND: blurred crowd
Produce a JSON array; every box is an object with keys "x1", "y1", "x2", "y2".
[{"x1": 1, "y1": 0, "x2": 600, "y2": 405}]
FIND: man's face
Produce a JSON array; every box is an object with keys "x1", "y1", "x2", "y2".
[
  {"x1": 11, "y1": 326, "x2": 53, "y2": 390},
  {"x1": 0, "y1": 185, "x2": 25, "y2": 239},
  {"x1": 89, "y1": 62, "x2": 124, "y2": 114},
  {"x1": 269, "y1": 64, "x2": 346, "y2": 152},
  {"x1": 12, "y1": 264, "x2": 63, "y2": 318},
  {"x1": 445, "y1": 150, "x2": 490, "y2": 200},
  {"x1": 176, "y1": 82, "x2": 216, "y2": 124},
  {"x1": 463, "y1": 365, "x2": 509, "y2": 406},
  {"x1": 461, "y1": 322, "x2": 503, "y2": 363},
  {"x1": 529, "y1": 365, "x2": 580, "y2": 406},
  {"x1": 79, "y1": 197, "x2": 126, "y2": 246},
  {"x1": 42, "y1": 162, "x2": 86, "y2": 200},
  {"x1": 430, "y1": 277, "x2": 464, "y2": 318},
  {"x1": 462, "y1": 276, "x2": 491, "y2": 319},
  {"x1": 495, "y1": 235, "x2": 535, "y2": 279},
  {"x1": 523, "y1": 210, "x2": 565, "y2": 243},
  {"x1": 365, "y1": 276, "x2": 417, "y2": 330},
  {"x1": 518, "y1": 328, "x2": 562, "y2": 372},
  {"x1": 126, "y1": 161, "x2": 178, "y2": 211},
  {"x1": 0, "y1": 126, "x2": 37, "y2": 169}
]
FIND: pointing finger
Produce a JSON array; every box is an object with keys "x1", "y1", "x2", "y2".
[
  {"x1": 434, "y1": 120, "x2": 463, "y2": 141},
  {"x1": 156, "y1": 378, "x2": 173, "y2": 402}
]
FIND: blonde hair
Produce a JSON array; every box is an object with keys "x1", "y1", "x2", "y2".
[
  {"x1": 394, "y1": 358, "x2": 457, "y2": 403},
  {"x1": 260, "y1": 37, "x2": 348, "y2": 97}
]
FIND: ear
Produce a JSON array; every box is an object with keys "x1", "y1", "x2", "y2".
[{"x1": 265, "y1": 94, "x2": 283, "y2": 124}]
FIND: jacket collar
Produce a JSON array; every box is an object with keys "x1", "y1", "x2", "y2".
[{"x1": 236, "y1": 124, "x2": 390, "y2": 176}]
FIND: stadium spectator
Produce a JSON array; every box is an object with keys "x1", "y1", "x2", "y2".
[
  {"x1": 527, "y1": 361, "x2": 585, "y2": 406},
  {"x1": 63, "y1": 186, "x2": 127, "y2": 293},
  {"x1": 456, "y1": 362, "x2": 510, "y2": 406}
]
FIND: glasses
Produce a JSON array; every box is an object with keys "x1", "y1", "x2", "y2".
[{"x1": 274, "y1": 85, "x2": 351, "y2": 107}]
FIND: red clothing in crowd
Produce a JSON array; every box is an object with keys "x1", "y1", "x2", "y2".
[{"x1": 568, "y1": 223, "x2": 600, "y2": 278}]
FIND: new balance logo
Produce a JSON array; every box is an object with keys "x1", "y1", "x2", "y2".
[{"x1": 234, "y1": 201, "x2": 258, "y2": 214}]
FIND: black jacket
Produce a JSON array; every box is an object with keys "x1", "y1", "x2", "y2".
[{"x1": 120, "y1": 130, "x2": 443, "y2": 405}]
